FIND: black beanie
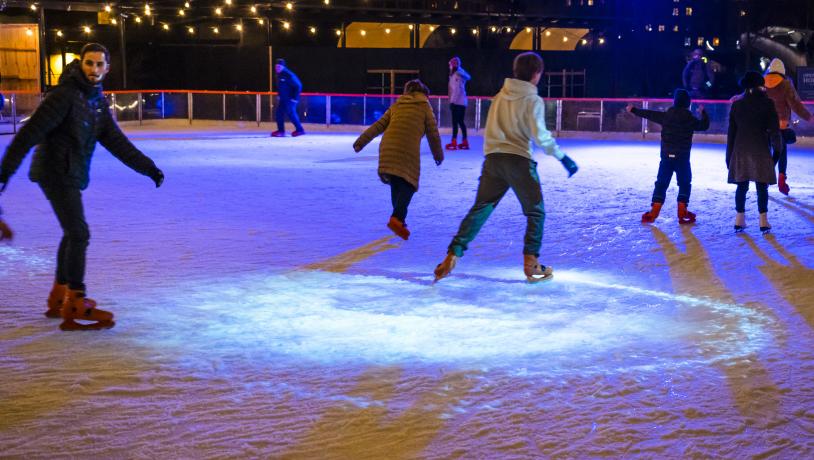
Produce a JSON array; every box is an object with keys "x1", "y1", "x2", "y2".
[
  {"x1": 673, "y1": 89, "x2": 691, "y2": 108},
  {"x1": 275, "y1": 58, "x2": 286, "y2": 66},
  {"x1": 739, "y1": 71, "x2": 764, "y2": 90}
]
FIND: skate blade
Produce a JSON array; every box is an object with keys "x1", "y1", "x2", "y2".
[
  {"x1": 59, "y1": 319, "x2": 115, "y2": 331},
  {"x1": 526, "y1": 273, "x2": 554, "y2": 283}
]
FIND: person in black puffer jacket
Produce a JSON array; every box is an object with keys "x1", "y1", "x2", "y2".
[
  {"x1": 0, "y1": 43, "x2": 164, "y2": 331},
  {"x1": 627, "y1": 89, "x2": 710, "y2": 224},
  {"x1": 270, "y1": 58, "x2": 305, "y2": 137}
]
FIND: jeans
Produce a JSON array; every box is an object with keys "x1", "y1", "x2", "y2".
[
  {"x1": 387, "y1": 175, "x2": 416, "y2": 222},
  {"x1": 735, "y1": 182, "x2": 769, "y2": 213},
  {"x1": 41, "y1": 185, "x2": 89, "y2": 291},
  {"x1": 652, "y1": 158, "x2": 692, "y2": 204},
  {"x1": 448, "y1": 153, "x2": 545, "y2": 257},
  {"x1": 450, "y1": 103, "x2": 467, "y2": 140},
  {"x1": 276, "y1": 99, "x2": 303, "y2": 133}
]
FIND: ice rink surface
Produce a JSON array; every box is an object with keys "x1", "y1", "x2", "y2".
[{"x1": 1, "y1": 125, "x2": 813, "y2": 458}]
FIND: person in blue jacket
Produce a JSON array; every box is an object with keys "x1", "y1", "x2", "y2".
[{"x1": 271, "y1": 58, "x2": 305, "y2": 137}]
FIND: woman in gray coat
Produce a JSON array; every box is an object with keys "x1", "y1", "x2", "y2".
[
  {"x1": 446, "y1": 56, "x2": 471, "y2": 150},
  {"x1": 726, "y1": 71, "x2": 782, "y2": 233}
]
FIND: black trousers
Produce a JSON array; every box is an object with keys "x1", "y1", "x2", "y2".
[
  {"x1": 773, "y1": 138, "x2": 788, "y2": 175},
  {"x1": 652, "y1": 158, "x2": 692, "y2": 204},
  {"x1": 40, "y1": 185, "x2": 89, "y2": 291},
  {"x1": 735, "y1": 182, "x2": 769, "y2": 213},
  {"x1": 387, "y1": 175, "x2": 417, "y2": 222},
  {"x1": 276, "y1": 99, "x2": 304, "y2": 133},
  {"x1": 450, "y1": 103, "x2": 467, "y2": 140}
]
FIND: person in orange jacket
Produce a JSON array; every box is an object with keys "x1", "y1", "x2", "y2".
[{"x1": 763, "y1": 58, "x2": 812, "y2": 195}]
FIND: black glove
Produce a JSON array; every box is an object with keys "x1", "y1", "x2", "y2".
[
  {"x1": 151, "y1": 169, "x2": 164, "y2": 188},
  {"x1": 0, "y1": 173, "x2": 9, "y2": 194},
  {"x1": 560, "y1": 154, "x2": 578, "y2": 177}
]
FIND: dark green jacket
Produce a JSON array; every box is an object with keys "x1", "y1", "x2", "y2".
[{"x1": 0, "y1": 61, "x2": 159, "y2": 190}]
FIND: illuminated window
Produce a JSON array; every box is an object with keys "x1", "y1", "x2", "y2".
[
  {"x1": 712, "y1": 37, "x2": 720, "y2": 46},
  {"x1": 684, "y1": 37, "x2": 691, "y2": 47},
  {"x1": 658, "y1": 25, "x2": 665, "y2": 32},
  {"x1": 673, "y1": 8, "x2": 679, "y2": 16},
  {"x1": 673, "y1": 25, "x2": 679, "y2": 32},
  {"x1": 697, "y1": 36, "x2": 704, "y2": 46},
  {"x1": 686, "y1": 7, "x2": 693, "y2": 16}
]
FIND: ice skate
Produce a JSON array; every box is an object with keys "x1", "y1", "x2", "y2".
[
  {"x1": 270, "y1": 130, "x2": 285, "y2": 137},
  {"x1": 433, "y1": 253, "x2": 458, "y2": 283},
  {"x1": 734, "y1": 212, "x2": 746, "y2": 233},
  {"x1": 458, "y1": 139, "x2": 470, "y2": 150},
  {"x1": 778, "y1": 173, "x2": 790, "y2": 196},
  {"x1": 45, "y1": 282, "x2": 69, "y2": 318},
  {"x1": 445, "y1": 138, "x2": 458, "y2": 150},
  {"x1": 387, "y1": 216, "x2": 410, "y2": 240},
  {"x1": 759, "y1": 212, "x2": 771, "y2": 234},
  {"x1": 60, "y1": 289, "x2": 114, "y2": 331},
  {"x1": 0, "y1": 219, "x2": 12, "y2": 241},
  {"x1": 677, "y1": 202, "x2": 696, "y2": 225},
  {"x1": 291, "y1": 130, "x2": 306, "y2": 137},
  {"x1": 523, "y1": 254, "x2": 553, "y2": 283},
  {"x1": 641, "y1": 202, "x2": 662, "y2": 223}
]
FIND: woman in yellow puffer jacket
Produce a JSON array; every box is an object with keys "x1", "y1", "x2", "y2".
[{"x1": 763, "y1": 58, "x2": 812, "y2": 195}]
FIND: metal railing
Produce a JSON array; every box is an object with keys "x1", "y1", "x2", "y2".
[{"x1": 2, "y1": 91, "x2": 813, "y2": 138}]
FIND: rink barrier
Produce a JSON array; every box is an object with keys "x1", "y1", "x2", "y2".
[{"x1": 1, "y1": 91, "x2": 813, "y2": 138}]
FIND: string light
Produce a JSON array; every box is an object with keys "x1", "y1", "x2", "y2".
[
  {"x1": 56, "y1": 30, "x2": 63, "y2": 37},
  {"x1": 144, "y1": 4, "x2": 151, "y2": 16},
  {"x1": 83, "y1": 26, "x2": 91, "y2": 34},
  {"x1": 257, "y1": 18, "x2": 264, "y2": 25},
  {"x1": 385, "y1": 28, "x2": 390, "y2": 34},
  {"x1": 429, "y1": 26, "x2": 435, "y2": 31},
  {"x1": 250, "y1": 6, "x2": 257, "y2": 14},
  {"x1": 213, "y1": 27, "x2": 220, "y2": 34},
  {"x1": 335, "y1": 29, "x2": 341, "y2": 36},
  {"x1": 225, "y1": 0, "x2": 232, "y2": 5},
  {"x1": 215, "y1": 7, "x2": 222, "y2": 15},
  {"x1": 526, "y1": 27, "x2": 532, "y2": 33},
  {"x1": 472, "y1": 28, "x2": 478, "y2": 35},
  {"x1": 545, "y1": 30, "x2": 551, "y2": 36},
  {"x1": 111, "y1": 18, "x2": 118, "y2": 25},
  {"x1": 184, "y1": 2, "x2": 190, "y2": 8},
  {"x1": 286, "y1": 2, "x2": 293, "y2": 10},
  {"x1": 562, "y1": 36, "x2": 568, "y2": 42},
  {"x1": 235, "y1": 23, "x2": 243, "y2": 31},
  {"x1": 506, "y1": 27, "x2": 512, "y2": 33},
  {"x1": 490, "y1": 26, "x2": 496, "y2": 32},
  {"x1": 135, "y1": 16, "x2": 142, "y2": 23},
  {"x1": 360, "y1": 29, "x2": 366, "y2": 36},
  {"x1": 179, "y1": 9, "x2": 185, "y2": 16},
  {"x1": 282, "y1": 21, "x2": 290, "y2": 30},
  {"x1": 25, "y1": 28, "x2": 33, "y2": 36},
  {"x1": 188, "y1": 26, "x2": 195, "y2": 34},
  {"x1": 30, "y1": 4, "x2": 37, "y2": 11},
  {"x1": 324, "y1": 0, "x2": 330, "y2": 4},
  {"x1": 450, "y1": 27, "x2": 456, "y2": 35},
  {"x1": 163, "y1": 23, "x2": 170, "y2": 30},
  {"x1": 309, "y1": 26, "x2": 316, "y2": 34},
  {"x1": 598, "y1": 37, "x2": 605, "y2": 44},
  {"x1": 581, "y1": 38, "x2": 587, "y2": 45},
  {"x1": 408, "y1": 24, "x2": 414, "y2": 30},
  {"x1": 104, "y1": 5, "x2": 112, "y2": 13}
]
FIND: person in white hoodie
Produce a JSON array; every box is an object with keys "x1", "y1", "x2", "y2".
[
  {"x1": 446, "y1": 56, "x2": 471, "y2": 150},
  {"x1": 434, "y1": 52, "x2": 578, "y2": 283}
]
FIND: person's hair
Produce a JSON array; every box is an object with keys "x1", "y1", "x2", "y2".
[
  {"x1": 513, "y1": 52, "x2": 544, "y2": 82},
  {"x1": 80, "y1": 43, "x2": 110, "y2": 63},
  {"x1": 404, "y1": 79, "x2": 430, "y2": 95}
]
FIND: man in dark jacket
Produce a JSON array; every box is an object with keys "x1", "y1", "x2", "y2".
[
  {"x1": 0, "y1": 43, "x2": 164, "y2": 331},
  {"x1": 682, "y1": 49, "x2": 714, "y2": 99},
  {"x1": 270, "y1": 58, "x2": 305, "y2": 137},
  {"x1": 626, "y1": 89, "x2": 710, "y2": 224}
]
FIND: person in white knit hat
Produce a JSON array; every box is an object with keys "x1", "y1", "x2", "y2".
[{"x1": 763, "y1": 58, "x2": 812, "y2": 195}]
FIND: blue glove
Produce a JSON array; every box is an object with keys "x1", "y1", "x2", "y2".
[{"x1": 560, "y1": 154, "x2": 578, "y2": 177}]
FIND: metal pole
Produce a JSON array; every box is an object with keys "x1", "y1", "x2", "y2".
[
  {"x1": 37, "y1": 8, "x2": 47, "y2": 93},
  {"x1": 256, "y1": 93, "x2": 261, "y2": 127},
  {"x1": 222, "y1": 93, "x2": 226, "y2": 121},
  {"x1": 599, "y1": 100, "x2": 604, "y2": 133},
  {"x1": 437, "y1": 98, "x2": 442, "y2": 126},
  {"x1": 363, "y1": 95, "x2": 367, "y2": 125},
  {"x1": 326, "y1": 95, "x2": 331, "y2": 128},
  {"x1": 119, "y1": 13, "x2": 127, "y2": 89},
  {"x1": 642, "y1": 100, "x2": 648, "y2": 138},
  {"x1": 161, "y1": 92, "x2": 165, "y2": 119},
  {"x1": 11, "y1": 94, "x2": 17, "y2": 134},
  {"x1": 111, "y1": 93, "x2": 117, "y2": 121},
  {"x1": 475, "y1": 98, "x2": 481, "y2": 133},
  {"x1": 138, "y1": 92, "x2": 143, "y2": 126},
  {"x1": 188, "y1": 92, "x2": 193, "y2": 125},
  {"x1": 556, "y1": 99, "x2": 562, "y2": 134}
]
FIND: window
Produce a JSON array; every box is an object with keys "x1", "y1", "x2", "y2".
[{"x1": 686, "y1": 7, "x2": 693, "y2": 16}]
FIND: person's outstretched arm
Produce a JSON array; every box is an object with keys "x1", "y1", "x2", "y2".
[
  {"x1": 423, "y1": 104, "x2": 444, "y2": 165},
  {"x1": 99, "y1": 109, "x2": 163, "y2": 187},
  {"x1": 353, "y1": 108, "x2": 391, "y2": 152},
  {"x1": 0, "y1": 86, "x2": 72, "y2": 185},
  {"x1": 457, "y1": 67, "x2": 471, "y2": 82},
  {"x1": 628, "y1": 106, "x2": 666, "y2": 125}
]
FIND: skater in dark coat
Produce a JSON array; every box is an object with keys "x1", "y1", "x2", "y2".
[
  {"x1": 270, "y1": 58, "x2": 305, "y2": 137},
  {"x1": 0, "y1": 43, "x2": 164, "y2": 330},
  {"x1": 726, "y1": 71, "x2": 782, "y2": 233},
  {"x1": 626, "y1": 89, "x2": 710, "y2": 224}
]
